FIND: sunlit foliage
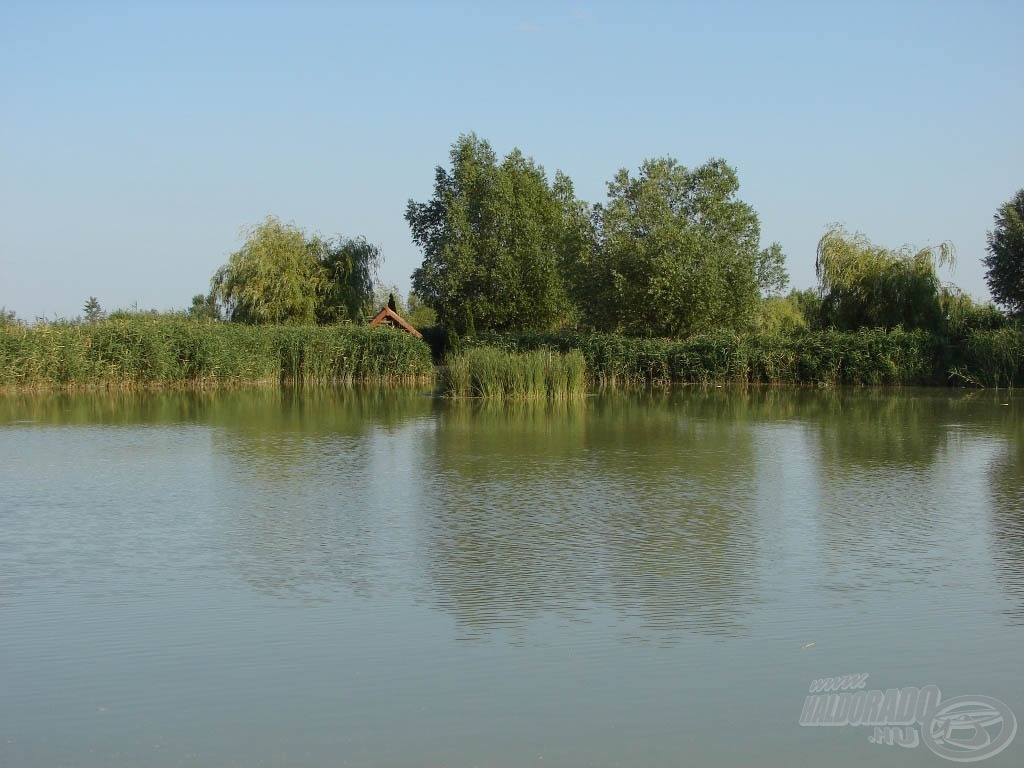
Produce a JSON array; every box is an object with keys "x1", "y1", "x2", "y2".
[{"x1": 815, "y1": 225, "x2": 954, "y2": 332}]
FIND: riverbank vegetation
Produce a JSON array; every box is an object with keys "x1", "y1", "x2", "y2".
[
  {"x1": 403, "y1": 136, "x2": 1020, "y2": 390},
  {"x1": 451, "y1": 328, "x2": 1023, "y2": 388},
  {"x1": 0, "y1": 316, "x2": 434, "y2": 389},
  {"x1": 1, "y1": 313, "x2": 1019, "y2": 392},
  {"x1": 442, "y1": 347, "x2": 586, "y2": 399},
  {"x1": 1, "y1": 135, "x2": 1020, "y2": 393}
]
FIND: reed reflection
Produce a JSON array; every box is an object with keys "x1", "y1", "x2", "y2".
[
  {"x1": 205, "y1": 387, "x2": 436, "y2": 599},
  {"x1": 414, "y1": 395, "x2": 763, "y2": 639}
]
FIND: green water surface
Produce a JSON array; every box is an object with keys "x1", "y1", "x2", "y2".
[{"x1": 1, "y1": 387, "x2": 1021, "y2": 767}]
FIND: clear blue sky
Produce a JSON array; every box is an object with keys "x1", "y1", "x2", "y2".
[{"x1": 2, "y1": 0, "x2": 1021, "y2": 320}]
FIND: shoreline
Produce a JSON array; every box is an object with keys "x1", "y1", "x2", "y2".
[{"x1": 2, "y1": 316, "x2": 1021, "y2": 393}]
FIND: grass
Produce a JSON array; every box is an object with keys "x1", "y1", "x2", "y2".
[
  {"x1": 0, "y1": 316, "x2": 435, "y2": 390},
  {"x1": 442, "y1": 347, "x2": 586, "y2": 399}
]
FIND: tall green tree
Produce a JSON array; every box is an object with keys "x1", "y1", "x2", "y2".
[
  {"x1": 583, "y1": 157, "x2": 784, "y2": 337},
  {"x1": 408, "y1": 134, "x2": 586, "y2": 335},
  {"x1": 756, "y1": 242, "x2": 789, "y2": 297},
  {"x1": 815, "y1": 225, "x2": 954, "y2": 332},
  {"x1": 984, "y1": 189, "x2": 1024, "y2": 317}
]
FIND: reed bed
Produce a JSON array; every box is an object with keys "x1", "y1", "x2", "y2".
[
  {"x1": 953, "y1": 327, "x2": 1024, "y2": 388},
  {"x1": 442, "y1": 347, "x2": 586, "y2": 398},
  {"x1": 0, "y1": 316, "x2": 434, "y2": 390},
  {"x1": 5, "y1": 316, "x2": 1017, "y2": 393},
  {"x1": 461, "y1": 327, "x2": 1023, "y2": 387}
]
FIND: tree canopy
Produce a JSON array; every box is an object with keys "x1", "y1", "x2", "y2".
[
  {"x1": 212, "y1": 217, "x2": 323, "y2": 325},
  {"x1": 984, "y1": 189, "x2": 1024, "y2": 317},
  {"x1": 408, "y1": 134, "x2": 586, "y2": 335},
  {"x1": 188, "y1": 292, "x2": 221, "y2": 321},
  {"x1": 311, "y1": 235, "x2": 380, "y2": 324},
  {"x1": 814, "y1": 225, "x2": 954, "y2": 332},
  {"x1": 583, "y1": 157, "x2": 785, "y2": 337},
  {"x1": 407, "y1": 138, "x2": 786, "y2": 340},
  {"x1": 211, "y1": 216, "x2": 379, "y2": 325}
]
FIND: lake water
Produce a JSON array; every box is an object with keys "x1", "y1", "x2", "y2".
[{"x1": 1, "y1": 387, "x2": 1022, "y2": 767}]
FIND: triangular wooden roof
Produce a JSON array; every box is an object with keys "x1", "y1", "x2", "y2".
[{"x1": 368, "y1": 306, "x2": 423, "y2": 338}]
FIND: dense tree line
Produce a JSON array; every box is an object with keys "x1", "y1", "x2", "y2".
[
  {"x1": 192, "y1": 138, "x2": 1017, "y2": 346},
  {"x1": 406, "y1": 135, "x2": 1018, "y2": 341},
  {"x1": 408, "y1": 134, "x2": 788, "y2": 341}
]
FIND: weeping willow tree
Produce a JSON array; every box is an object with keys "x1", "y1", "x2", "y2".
[
  {"x1": 212, "y1": 217, "x2": 379, "y2": 325},
  {"x1": 815, "y1": 225, "x2": 955, "y2": 332},
  {"x1": 213, "y1": 217, "x2": 325, "y2": 325},
  {"x1": 310, "y1": 235, "x2": 380, "y2": 324}
]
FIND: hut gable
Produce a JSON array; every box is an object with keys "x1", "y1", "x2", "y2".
[{"x1": 368, "y1": 306, "x2": 423, "y2": 338}]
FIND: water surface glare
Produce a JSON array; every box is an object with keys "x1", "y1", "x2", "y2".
[{"x1": 1, "y1": 387, "x2": 1022, "y2": 767}]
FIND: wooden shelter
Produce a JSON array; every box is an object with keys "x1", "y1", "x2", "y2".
[{"x1": 368, "y1": 306, "x2": 423, "y2": 338}]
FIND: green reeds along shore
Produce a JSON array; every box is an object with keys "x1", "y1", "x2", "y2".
[
  {"x1": 954, "y1": 327, "x2": 1024, "y2": 388},
  {"x1": 3, "y1": 315, "x2": 1020, "y2": 393},
  {"x1": 442, "y1": 347, "x2": 586, "y2": 399},
  {"x1": 462, "y1": 327, "x2": 1024, "y2": 388},
  {"x1": 0, "y1": 316, "x2": 435, "y2": 390}
]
